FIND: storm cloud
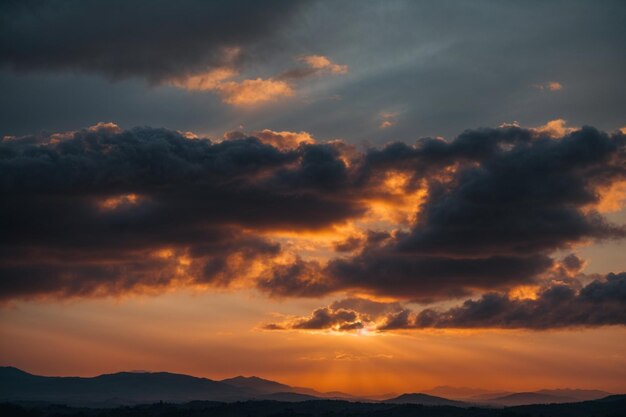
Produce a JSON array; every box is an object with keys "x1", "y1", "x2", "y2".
[
  {"x1": 0, "y1": 0, "x2": 307, "y2": 82},
  {"x1": 260, "y1": 125, "x2": 626, "y2": 300},
  {"x1": 404, "y1": 272, "x2": 626, "y2": 330},
  {"x1": 0, "y1": 123, "x2": 359, "y2": 301},
  {"x1": 265, "y1": 272, "x2": 626, "y2": 331},
  {"x1": 1, "y1": 123, "x2": 625, "y2": 303}
]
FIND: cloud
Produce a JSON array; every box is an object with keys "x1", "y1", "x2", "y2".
[
  {"x1": 0, "y1": 123, "x2": 361, "y2": 301},
  {"x1": 2, "y1": 2, "x2": 351, "y2": 108},
  {"x1": 261, "y1": 306, "x2": 364, "y2": 333},
  {"x1": 166, "y1": 55, "x2": 346, "y2": 106},
  {"x1": 169, "y1": 68, "x2": 294, "y2": 106},
  {"x1": 214, "y1": 78, "x2": 294, "y2": 106},
  {"x1": 250, "y1": 129, "x2": 316, "y2": 150},
  {"x1": 225, "y1": 129, "x2": 316, "y2": 150},
  {"x1": 408, "y1": 272, "x2": 626, "y2": 329},
  {"x1": 2, "y1": 122, "x2": 625, "y2": 303},
  {"x1": 263, "y1": 297, "x2": 406, "y2": 332},
  {"x1": 265, "y1": 270, "x2": 626, "y2": 331},
  {"x1": 300, "y1": 55, "x2": 348, "y2": 74},
  {"x1": 260, "y1": 125, "x2": 626, "y2": 300},
  {"x1": 170, "y1": 67, "x2": 239, "y2": 91},
  {"x1": 278, "y1": 55, "x2": 349, "y2": 81},
  {"x1": 263, "y1": 305, "x2": 368, "y2": 332},
  {"x1": 257, "y1": 258, "x2": 332, "y2": 298},
  {"x1": 378, "y1": 111, "x2": 398, "y2": 129},
  {"x1": 0, "y1": 2, "x2": 347, "y2": 109},
  {"x1": 0, "y1": 0, "x2": 305, "y2": 82},
  {"x1": 534, "y1": 81, "x2": 564, "y2": 91},
  {"x1": 533, "y1": 119, "x2": 576, "y2": 138}
]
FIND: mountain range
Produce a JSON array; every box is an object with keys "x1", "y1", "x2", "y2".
[
  {"x1": 422, "y1": 385, "x2": 611, "y2": 405},
  {"x1": 0, "y1": 366, "x2": 615, "y2": 407}
]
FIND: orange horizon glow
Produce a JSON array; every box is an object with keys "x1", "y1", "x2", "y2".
[{"x1": 2, "y1": 291, "x2": 626, "y2": 395}]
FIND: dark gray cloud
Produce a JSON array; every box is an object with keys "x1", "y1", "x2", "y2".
[
  {"x1": 264, "y1": 272, "x2": 626, "y2": 331},
  {"x1": 2, "y1": 1, "x2": 626, "y2": 141},
  {"x1": 408, "y1": 272, "x2": 626, "y2": 329},
  {"x1": 1, "y1": 123, "x2": 625, "y2": 302},
  {"x1": 0, "y1": 0, "x2": 306, "y2": 82},
  {"x1": 257, "y1": 259, "x2": 331, "y2": 298},
  {"x1": 263, "y1": 306, "x2": 366, "y2": 331},
  {"x1": 260, "y1": 126, "x2": 626, "y2": 300},
  {"x1": 0, "y1": 123, "x2": 360, "y2": 301},
  {"x1": 325, "y1": 253, "x2": 554, "y2": 300}
]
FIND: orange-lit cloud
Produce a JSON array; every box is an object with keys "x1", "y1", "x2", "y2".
[
  {"x1": 170, "y1": 67, "x2": 238, "y2": 91},
  {"x1": 266, "y1": 267, "x2": 626, "y2": 332},
  {"x1": 378, "y1": 111, "x2": 398, "y2": 129},
  {"x1": 169, "y1": 53, "x2": 346, "y2": 106},
  {"x1": 300, "y1": 55, "x2": 348, "y2": 74},
  {"x1": 534, "y1": 81, "x2": 564, "y2": 91},
  {"x1": 2, "y1": 122, "x2": 625, "y2": 309},
  {"x1": 171, "y1": 68, "x2": 293, "y2": 106},
  {"x1": 362, "y1": 171, "x2": 428, "y2": 226},
  {"x1": 98, "y1": 193, "x2": 141, "y2": 211},
  {"x1": 216, "y1": 78, "x2": 294, "y2": 106},
  {"x1": 250, "y1": 129, "x2": 316, "y2": 150},
  {"x1": 532, "y1": 118, "x2": 576, "y2": 137},
  {"x1": 595, "y1": 180, "x2": 626, "y2": 213}
]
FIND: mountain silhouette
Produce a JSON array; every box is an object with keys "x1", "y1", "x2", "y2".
[
  {"x1": 488, "y1": 391, "x2": 580, "y2": 406},
  {"x1": 221, "y1": 376, "x2": 292, "y2": 395},
  {"x1": 0, "y1": 366, "x2": 619, "y2": 410},
  {"x1": 423, "y1": 385, "x2": 500, "y2": 399},
  {"x1": 535, "y1": 388, "x2": 611, "y2": 401},
  {"x1": 383, "y1": 392, "x2": 468, "y2": 406},
  {"x1": 3, "y1": 396, "x2": 626, "y2": 417},
  {"x1": 0, "y1": 367, "x2": 357, "y2": 406},
  {"x1": 0, "y1": 366, "x2": 245, "y2": 405},
  {"x1": 221, "y1": 375, "x2": 355, "y2": 400}
]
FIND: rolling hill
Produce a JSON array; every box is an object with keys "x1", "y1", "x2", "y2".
[{"x1": 383, "y1": 392, "x2": 468, "y2": 406}]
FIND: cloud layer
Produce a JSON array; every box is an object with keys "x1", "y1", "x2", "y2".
[
  {"x1": 265, "y1": 272, "x2": 626, "y2": 331},
  {"x1": 1, "y1": 123, "x2": 625, "y2": 310},
  {"x1": 0, "y1": 0, "x2": 305, "y2": 82},
  {"x1": 260, "y1": 125, "x2": 626, "y2": 300}
]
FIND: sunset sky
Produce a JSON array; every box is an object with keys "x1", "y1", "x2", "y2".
[{"x1": 1, "y1": 1, "x2": 626, "y2": 396}]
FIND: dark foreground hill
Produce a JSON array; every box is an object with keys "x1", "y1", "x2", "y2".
[
  {"x1": 487, "y1": 389, "x2": 612, "y2": 406},
  {"x1": 383, "y1": 392, "x2": 468, "y2": 406},
  {"x1": 2, "y1": 396, "x2": 626, "y2": 417},
  {"x1": 0, "y1": 367, "x2": 356, "y2": 406}
]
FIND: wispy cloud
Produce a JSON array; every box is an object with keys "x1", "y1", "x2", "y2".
[{"x1": 534, "y1": 81, "x2": 564, "y2": 91}]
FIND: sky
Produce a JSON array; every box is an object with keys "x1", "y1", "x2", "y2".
[{"x1": 1, "y1": 0, "x2": 626, "y2": 396}]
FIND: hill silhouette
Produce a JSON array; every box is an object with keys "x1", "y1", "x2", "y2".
[
  {"x1": 382, "y1": 392, "x2": 468, "y2": 406},
  {"x1": 0, "y1": 367, "x2": 357, "y2": 406},
  {"x1": 221, "y1": 376, "x2": 291, "y2": 395},
  {"x1": 486, "y1": 389, "x2": 611, "y2": 406},
  {"x1": 1, "y1": 366, "x2": 621, "y2": 413},
  {"x1": 1, "y1": 396, "x2": 626, "y2": 417},
  {"x1": 221, "y1": 375, "x2": 355, "y2": 400},
  {"x1": 0, "y1": 366, "x2": 244, "y2": 405}
]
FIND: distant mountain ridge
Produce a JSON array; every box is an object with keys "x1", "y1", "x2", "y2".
[
  {"x1": 421, "y1": 384, "x2": 612, "y2": 405},
  {"x1": 0, "y1": 366, "x2": 616, "y2": 408},
  {"x1": 486, "y1": 389, "x2": 612, "y2": 406},
  {"x1": 382, "y1": 392, "x2": 468, "y2": 407},
  {"x1": 220, "y1": 375, "x2": 355, "y2": 400},
  {"x1": 423, "y1": 385, "x2": 497, "y2": 399},
  {"x1": 0, "y1": 367, "x2": 355, "y2": 406},
  {"x1": 220, "y1": 376, "x2": 292, "y2": 395},
  {"x1": 4, "y1": 395, "x2": 626, "y2": 417},
  {"x1": 0, "y1": 367, "x2": 245, "y2": 405}
]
